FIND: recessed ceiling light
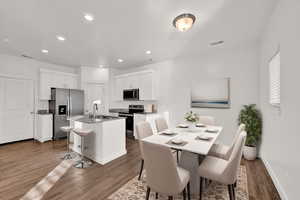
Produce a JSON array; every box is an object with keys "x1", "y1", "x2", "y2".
[
  {"x1": 56, "y1": 35, "x2": 66, "y2": 41},
  {"x1": 41, "y1": 49, "x2": 49, "y2": 54},
  {"x1": 173, "y1": 13, "x2": 196, "y2": 32},
  {"x1": 146, "y1": 50, "x2": 151, "y2": 55},
  {"x1": 117, "y1": 59, "x2": 124, "y2": 63},
  {"x1": 84, "y1": 13, "x2": 94, "y2": 22}
]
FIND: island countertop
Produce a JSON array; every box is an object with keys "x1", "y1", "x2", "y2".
[{"x1": 75, "y1": 115, "x2": 124, "y2": 124}]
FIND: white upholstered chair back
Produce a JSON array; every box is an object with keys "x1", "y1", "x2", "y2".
[
  {"x1": 142, "y1": 141, "x2": 183, "y2": 195},
  {"x1": 224, "y1": 123, "x2": 246, "y2": 160},
  {"x1": 155, "y1": 117, "x2": 169, "y2": 133},
  {"x1": 223, "y1": 131, "x2": 247, "y2": 184},
  {"x1": 136, "y1": 122, "x2": 154, "y2": 158}
]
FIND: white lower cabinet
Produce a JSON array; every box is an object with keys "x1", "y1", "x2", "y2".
[{"x1": 36, "y1": 114, "x2": 53, "y2": 143}]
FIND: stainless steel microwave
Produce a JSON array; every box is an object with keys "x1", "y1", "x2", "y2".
[{"x1": 123, "y1": 89, "x2": 139, "y2": 101}]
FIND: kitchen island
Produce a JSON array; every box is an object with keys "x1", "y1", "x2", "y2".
[{"x1": 71, "y1": 115, "x2": 126, "y2": 165}]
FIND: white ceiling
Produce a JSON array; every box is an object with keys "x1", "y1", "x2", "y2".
[{"x1": 0, "y1": 0, "x2": 276, "y2": 68}]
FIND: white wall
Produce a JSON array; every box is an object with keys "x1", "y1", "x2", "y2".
[
  {"x1": 110, "y1": 43, "x2": 260, "y2": 144},
  {"x1": 80, "y1": 67, "x2": 109, "y2": 84},
  {"x1": 0, "y1": 54, "x2": 78, "y2": 110},
  {"x1": 259, "y1": 1, "x2": 300, "y2": 199},
  {"x1": 80, "y1": 67, "x2": 110, "y2": 114}
]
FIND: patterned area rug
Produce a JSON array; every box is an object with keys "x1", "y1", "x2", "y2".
[{"x1": 108, "y1": 166, "x2": 249, "y2": 200}]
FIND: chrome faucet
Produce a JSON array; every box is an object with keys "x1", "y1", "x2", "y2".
[
  {"x1": 93, "y1": 103, "x2": 98, "y2": 119},
  {"x1": 92, "y1": 100, "x2": 101, "y2": 120}
]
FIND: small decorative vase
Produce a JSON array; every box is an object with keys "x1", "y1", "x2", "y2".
[{"x1": 187, "y1": 121, "x2": 197, "y2": 132}]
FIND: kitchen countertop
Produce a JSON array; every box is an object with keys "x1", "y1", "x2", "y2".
[
  {"x1": 37, "y1": 110, "x2": 52, "y2": 115},
  {"x1": 109, "y1": 108, "x2": 157, "y2": 115},
  {"x1": 134, "y1": 112, "x2": 158, "y2": 115},
  {"x1": 75, "y1": 115, "x2": 125, "y2": 124},
  {"x1": 37, "y1": 113, "x2": 53, "y2": 115}
]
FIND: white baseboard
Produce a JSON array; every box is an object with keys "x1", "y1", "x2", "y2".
[{"x1": 260, "y1": 155, "x2": 289, "y2": 200}]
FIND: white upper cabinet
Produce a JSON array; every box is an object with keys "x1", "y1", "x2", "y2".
[
  {"x1": 139, "y1": 72, "x2": 153, "y2": 100},
  {"x1": 63, "y1": 75, "x2": 78, "y2": 89},
  {"x1": 114, "y1": 70, "x2": 156, "y2": 101},
  {"x1": 40, "y1": 71, "x2": 52, "y2": 100},
  {"x1": 39, "y1": 69, "x2": 78, "y2": 100},
  {"x1": 114, "y1": 76, "x2": 125, "y2": 101},
  {"x1": 128, "y1": 75, "x2": 139, "y2": 89}
]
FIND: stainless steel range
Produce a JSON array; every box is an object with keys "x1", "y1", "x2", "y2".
[{"x1": 118, "y1": 105, "x2": 144, "y2": 139}]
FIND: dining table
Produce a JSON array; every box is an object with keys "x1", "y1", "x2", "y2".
[{"x1": 141, "y1": 125, "x2": 223, "y2": 195}]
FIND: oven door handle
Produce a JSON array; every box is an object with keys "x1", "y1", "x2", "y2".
[{"x1": 119, "y1": 113, "x2": 133, "y2": 117}]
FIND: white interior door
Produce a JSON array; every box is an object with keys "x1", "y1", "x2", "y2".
[
  {"x1": 0, "y1": 77, "x2": 34, "y2": 144},
  {"x1": 83, "y1": 83, "x2": 106, "y2": 114}
]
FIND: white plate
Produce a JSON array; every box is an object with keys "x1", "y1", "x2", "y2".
[
  {"x1": 206, "y1": 128, "x2": 218, "y2": 133},
  {"x1": 178, "y1": 124, "x2": 189, "y2": 128},
  {"x1": 171, "y1": 138, "x2": 184, "y2": 144},
  {"x1": 196, "y1": 123, "x2": 206, "y2": 127},
  {"x1": 162, "y1": 130, "x2": 175, "y2": 135},
  {"x1": 197, "y1": 135, "x2": 210, "y2": 140}
]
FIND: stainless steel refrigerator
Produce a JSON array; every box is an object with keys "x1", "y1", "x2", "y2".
[{"x1": 49, "y1": 88, "x2": 84, "y2": 139}]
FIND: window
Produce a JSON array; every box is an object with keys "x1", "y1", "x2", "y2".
[{"x1": 269, "y1": 51, "x2": 280, "y2": 107}]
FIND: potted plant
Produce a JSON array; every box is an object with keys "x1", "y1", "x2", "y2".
[
  {"x1": 184, "y1": 111, "x2": 199, "y2": 130},
  {"x1": 238, "y1": 104, "x2": 262, "y2": 160}
]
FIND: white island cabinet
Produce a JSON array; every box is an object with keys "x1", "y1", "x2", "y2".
[{"x1": 72, "y1": 117, "x2": 126, "y2": 165}]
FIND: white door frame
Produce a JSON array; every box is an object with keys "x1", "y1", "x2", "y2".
[{"x1": 0, "y1": 73, "x2": 37, "y2": 140}]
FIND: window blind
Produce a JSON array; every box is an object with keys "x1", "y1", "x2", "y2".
[{"x1": 269, "y1": 51, "x2": 280, "y2": 106}]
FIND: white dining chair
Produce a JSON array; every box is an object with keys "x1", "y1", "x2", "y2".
[
  {"x1": 208, "y1": 124, "x2": 245, "y2": 160},
  {"x1": 155, "y1": 117, "x2": 169, "y2": 132},
  {"x1": 155, "y1": 117, "x2": 181, "y2": 163},
  {"x1": 136, "y1": 121, "x2": 154, "y2": 180},
  {"x1": 198, "y1": 116, "x2": 215, "y2": 126},
  {"x1": 198, "y1": 131, "x2": 247, "y2": 200},
  {"x1": 142, "y1": 141, "x2": 191, "y2": 200}
]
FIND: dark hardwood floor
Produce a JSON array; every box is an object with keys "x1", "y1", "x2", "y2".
[{"x1": 0, "y1": 139, "x2": 281, "y2": 200}]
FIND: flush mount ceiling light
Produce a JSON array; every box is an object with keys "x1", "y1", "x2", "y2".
[
  {"x1": 146, "y1": 50, "x2": 151, "y2": 55},
  {"x1": 56, "y1": 35, "x2": 66, "y2": 41},
  {"x1": 84, "y1": 13, "x2": 94, "y2": 22},
  {"x1": 173, "y1": 13, "x2": 196, "y2": 32},
  {"x1": 41, "y1": 49, "x2": 49, "y2": 54},
  {"x1": 117, "y1": 59, "x2": 124, "y2": 63}
]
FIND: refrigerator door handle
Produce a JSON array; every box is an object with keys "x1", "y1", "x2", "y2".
[
  {"x1": 67, "y1": 96, "x2": 70, "y2": 118},
  {"x1": 70, "y1": 95, "x2": 72, "y2": 117}
]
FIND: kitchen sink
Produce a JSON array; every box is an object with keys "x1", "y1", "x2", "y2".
[{"x1": 95, "y1": 115, "x2": 118, "y2": 120}]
